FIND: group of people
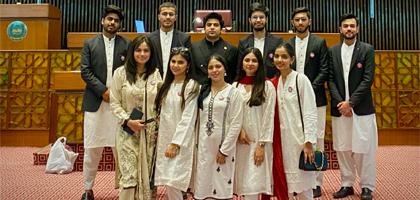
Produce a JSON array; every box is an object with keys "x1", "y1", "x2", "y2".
[{"x1": 80, "y1": 2, "x2": 378, "y2": 200}]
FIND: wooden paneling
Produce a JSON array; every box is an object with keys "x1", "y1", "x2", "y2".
[
  {"x1": 52, "y1": 71, "x2": 85, "y2": 90},
  {"x1": 0, "y1": 50, "x2": 419, "y2": 146},
  {"x1": 1, "y1": 0, "x2": 418, "y2": 50},
  {"x1": 0, "y1": 130, "x2": 50, "y2": 147},
  {"x1": 67, "y1": 32, "x2": 340, "y2": 49}
]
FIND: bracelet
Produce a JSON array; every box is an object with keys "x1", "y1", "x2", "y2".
[{"x1": 169, "y1": 144, "x2": 180, "y2": 155}]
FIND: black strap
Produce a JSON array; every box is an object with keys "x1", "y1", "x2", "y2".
[{"x1": 296, "y1": 73, "x2": 304, "y2": 133}]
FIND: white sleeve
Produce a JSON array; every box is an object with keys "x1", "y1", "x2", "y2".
[
  {"x1": 299, "y1": 73, "x2": 318, "y2": 144},
  {"x1": 170, "y1": 80, "x2": 199, "y2": 148},
  {"x1": 259, "y1": 81, "x2": 276, "y2": 143},
  {"x1": 220, "y1": 89, "x2": 244, "y2": 156}
]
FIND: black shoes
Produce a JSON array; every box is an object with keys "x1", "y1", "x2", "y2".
[
  {"x1": 313, "y1": 185, "x2": 322, "y2": 198},
  {"x1": 81, "y1": 192, "x2": 94, "y2": 200},
  {"x1": 333, "y1": 187, "x2": 354, "y2": 199},
  {"x1": 361, "y1": 188, "x2": 373, "y2": 200}
]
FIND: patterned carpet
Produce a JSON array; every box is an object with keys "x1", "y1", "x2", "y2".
[{"x1": 0, "y1": 146, "x2": 419, "y2": 200}]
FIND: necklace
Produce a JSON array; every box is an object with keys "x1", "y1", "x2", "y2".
[{"x1": 206, "y1": 84, "x2": 229, "y2": 136}]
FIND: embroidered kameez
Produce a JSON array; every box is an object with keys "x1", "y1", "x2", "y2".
[
  {"x1": 110, "y1": 67, "x2": 162, "y2": 200},
  {"x1": 194, "y1": 84, "x2": 243, "y2": 199}
]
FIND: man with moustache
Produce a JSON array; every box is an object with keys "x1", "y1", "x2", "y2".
[
  {"x1": 191, "y1": 12, "x2": 238, "y2": 84},
  {"x1": 284, "y1": 7, "x2": 329, "y2": 198},
  {"x1": 147, "y1": 2, "x2": 191, "y2": 79},
  {"x1": 328, "y1": 13, "x2": 377, "y2": 200},
  {"x1": 80, "y1": 5, "x2": 131, "y2": 200},
  {"x1": 237, "y1": 2, "x2": 283, "y2": 78}
]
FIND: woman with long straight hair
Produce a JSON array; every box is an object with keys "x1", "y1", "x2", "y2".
[
  {"x1": 271, "y1": 43, "x2": 317, "y2": 200},
  {"x1": 110, "y1": 35, "x2": 162, "y2": 200},
  {"x1": 194, "y1": 54, "x2": 243, "y2": 200},
  {"x1": 233, "y1": 47, "x2": 279, "y2": 200},
  {"x1": 154, "y1": 47, "x2": 199, "y2": 200}
]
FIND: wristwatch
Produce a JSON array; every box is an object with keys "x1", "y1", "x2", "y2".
[
  {"x1": 349, "y1": 101, "x2": 355, "y2": 108},
  {"x1": 258, "y1": 142, "x2": 266, "y2": 147}
]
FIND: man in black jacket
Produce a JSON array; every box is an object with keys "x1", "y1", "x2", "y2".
[
  {"x1": 191, "y1": 12, "x2": 238, "y2": 84},
  {"x1": 147, "y1": 2, "x2": 191, "y2": 79},
  {"x1": 237, "y1": 2, "x2": 283, "y2": 78},
  {"x1": 284, "y1": 7, "x2": 329, "y2": 198},
  {"x1": 328, "y1": 13, "x2": 377, "y2": 200},
  {"x1": 80, "y1": 5, "x2": 131, "y2": 200}
]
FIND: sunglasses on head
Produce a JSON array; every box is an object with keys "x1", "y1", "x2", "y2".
[{"x1": 171, "y1": 47, "x2": 189, "y2": 53}]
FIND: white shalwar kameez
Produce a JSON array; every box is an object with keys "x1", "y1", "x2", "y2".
[
  {"x1": 154, "y1": 80, "x2": 198, "y2": 192},
  {"x1": 233, "y1": 81, "x2": 276, "y2": 196},
  {"x1": 194, "y1": 84, "x2": 243, "y2": 199},
  {"x1": 276, "y1": 71, "x2": 317, "y2": 194},
  {"x1": 331, "y1": 42, "x2": 378, "y2": 191}
]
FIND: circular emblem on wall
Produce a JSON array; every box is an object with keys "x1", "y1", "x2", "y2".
[{"x1": 7, "y1": 21, "x2": 27, "y2": 42}]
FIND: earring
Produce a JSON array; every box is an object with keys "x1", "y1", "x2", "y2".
[
  {"x1": 186, "y1": 69, "x2": 189, "y2": 74},
  {"x1": 224, "y1": 72, "x2": 227, "y2": 76},
  {"x1": 208, "y1": 75, "x2": 210, "y2": 78}
]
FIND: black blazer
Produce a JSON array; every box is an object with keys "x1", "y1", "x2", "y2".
[
  {"x1": 81, "y1": 34, "x2": 132, "y2": 112},
  {"x1": 285, "y1": 34, "x2": 329, "y2": 107},
  {"x1": 147, "y1": 29, "x2": 191, "y2": 77},
  {"x1": 237, "y1": 32, "x2": 283, "y2": 78},
  {"x1": 328, "y1": 41, "x2": 376, "y2": 117},
  {"x1": 191, "y1": 38, "x2": 238, "y2": 84}
]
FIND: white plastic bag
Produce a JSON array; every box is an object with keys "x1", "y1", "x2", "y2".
[{"x1": 45, "y1": 137, "x2": 79, "y2": 174}]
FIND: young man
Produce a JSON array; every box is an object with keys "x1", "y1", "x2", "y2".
[
  {"x1": 191, "y1": 12, "x2": 238, "y2": 84},
  {"x1": 237, "y1": 2, "x2": 283, "y2": 78},
  {"x1": 328, "y1": 13, "x2": 377, "y2": 200},
  {"x1": 80, "y1": 5, "x2": 131, "y2": 200},
  {"x1": 284, "y1": 7, "x2": 329, "y2": 198},
  {"x1": 147, "y1": 2, "x2": 191, "y2": 79}
]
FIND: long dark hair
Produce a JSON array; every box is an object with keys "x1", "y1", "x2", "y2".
[
  {"x1": 198, "y1": 54, "x2": 227, "y2": 109},
  {"x1": 273, "y1": 43, "x2": 295, "y2": 77},
  {"x1": 234, "y1": 47, "x2": 266, "y2": 107},
  {"x1": 155, "y1": 48, "x2": 199, "y2": 112},
  {"x1": 124, "y1": 35, "x2": 156, "y2": 84}
]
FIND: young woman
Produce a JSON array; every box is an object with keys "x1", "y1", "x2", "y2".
[
  {"x1": 154, "y1": 47, "x2": 199, "y2": 200},
  {"x1": 194, "y1": 54, "x2": 243, "y2": 200},
  {"x1": 110, "y1": 35, "x2": 162, "y2": 200},
  {"x1": 233, "y1": 47, "x2": 279, "y2": 200},
  {"x1": 271, "y1": 43, "x2": 317, "y2": 200}
]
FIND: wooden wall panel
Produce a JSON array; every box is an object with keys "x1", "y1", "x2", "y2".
[{"x1": 1, "y1": 0, "x2": 418, "y2": 50}]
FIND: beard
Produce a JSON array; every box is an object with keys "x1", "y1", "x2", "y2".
[
  {"x1": 295, "y1": 25, "x2": 309, "y2": 33},
  {"x1": 252, "y1": 23, "x2": 265, "y2": 32},
  {"x1": 103, "y1": 24, "x2": 119, "y2": 34},
  {"x1": 342, "y1": 32, "x2": 358, "y2": 40}
]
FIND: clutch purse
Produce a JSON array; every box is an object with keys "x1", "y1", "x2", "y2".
[
  {"x1": 122, "y1": 108, "x2": 143, "y2": 135},
  {"x1": 299, "y1": 150, "x2": 328, "y2": 171}
]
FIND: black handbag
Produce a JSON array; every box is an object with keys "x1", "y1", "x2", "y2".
[{"x1": 295, "y1": 73, "x2": 328, "y2": 171}]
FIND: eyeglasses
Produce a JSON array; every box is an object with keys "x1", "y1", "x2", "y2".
[
  {"x1": 171, "y1": 47, "x2": 189, "y2": 53},
  {"x1": 252, "y1": 15, "x2": 265, "y2": 20},
  {"x1": 161, "y1": 12, "x2": 175, "y2": 17}
]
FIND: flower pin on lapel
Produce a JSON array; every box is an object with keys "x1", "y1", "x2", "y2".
[
  {"x1": 269, "y1": 53, "x2": 273, "y2": 59},
  {"x1": 310, "y1": 52, "x2": 315, "y2": 58},
  {"x1": 224, "y1": 46, "x2": 227, "y2": 50},
  {"x1": 150, "y1": 80, "x2": 156, "y2": 85},
  {"x1": 357, "y1": 63, "x2": 363, "y2": 68},
  {"x1": 121, "y1": 55, "x2": 125, "y2": 61},
  {"x1": 219, "y1": 96, "x2": 225, "y2": 100},
  {"x1": 177, "y1": 91, "x2": 182, "y2": 96},
  {"x1": 288, "y1": 86, "x2": 293, "y2": 93}
]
